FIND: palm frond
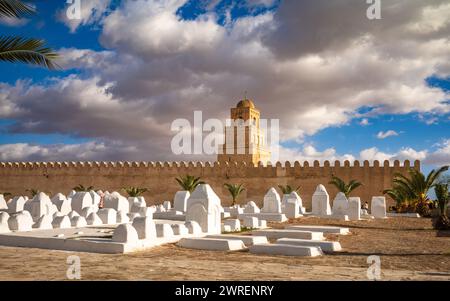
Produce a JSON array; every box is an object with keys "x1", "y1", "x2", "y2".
[
  {"x1": 0, "y1": 36, "x2": 59, "y2": 69},
  {"x1": 0, "y1": 0, "x2": 35, "y2": 18}
]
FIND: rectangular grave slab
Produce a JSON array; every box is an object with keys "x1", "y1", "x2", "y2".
[
  {"x1": 249, "y1": 244, "x2": 323, "y2": 257},
  {"x1": 251, "y1": 229, "x2": 324, "y2": 240},
  {"x1": 285, "y1": 225, "x2": 350, "y2": 235},
  {"x1": 276, "y1": 238, "x2": 342, "y2": 252},
  {"x1": 238, "y1": 213, "x2": 287, "y2": 222},
  {"x1": 178, "y1": 237, "x2": 246, "y2": 251},
  {"x1": 206, "y1": 235, "x2": 268, "y2": 246}
]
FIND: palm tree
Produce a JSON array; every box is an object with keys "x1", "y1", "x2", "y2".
[
  {"x1": 73, "y1": 185, "x2": 94, "y2": 192},
  {"x1": 278, "y1": 185, "x2": 300, "y2": 195},
  {"x1": 433, "y1": 183, "x2": 449, "y2": 230},
  {"x1": 383, "y1": 188, "x2": 410, "y2": 212},
  {"x1": 175, "y1": 175, "x2": 204, "y2": 193},
  {"x1": 0, "y1": 0, "x2": 58, "y2": 69},
  {"x1": 122, "y1": 187, "x2": 148, "y2": 197},
  {"x1": 224, "y1": 183, "x2": 245, "y2": 206},
  {"x1": 328, "y1": 176, "x2": 363, "y2": 197},
  {"x1": 26, "y1": 188, "x2": 39, "y2": 197},
  {"x1": 387, "y1": 166, "x2": 449, "y2": 216}
]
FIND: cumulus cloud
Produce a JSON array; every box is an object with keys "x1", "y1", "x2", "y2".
[
  {"x1": 377, "y1": 130, "x2": 400, "y2": 139},
  {"x1": 1, "y1": 0, "x2": 449, "y2": 165}
]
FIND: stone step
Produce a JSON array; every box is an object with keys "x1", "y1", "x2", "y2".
[
  {"x1": 206, "y1": 235, "x2": 268, "y2": 246},
  {"x1": 177, "y1": 237, "x2": 246, "y2": 251},
  {"x1": 285, "y1": 225, "x2": 350, "y2": 235},
  {"x1": 249, "y1": 244, "x2": 323, "y2": 257},
  {"x1": 276, "y1": 238, "x2": 342, "y2": 252},
  {"x1": 251, "y1": 229, "x2": 324, "y2": 240}
]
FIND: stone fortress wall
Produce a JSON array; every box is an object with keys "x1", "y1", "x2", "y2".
[{"x1": 0, "y1": 160, "x2": 420, "y2": 209}]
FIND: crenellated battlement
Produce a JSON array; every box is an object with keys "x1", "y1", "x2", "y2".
[
  {"x1": 0, "y1": 160, "x2": 421, "y2": 170},
  {"x1": 0, "y1": 160, "x2": 419, "y2": 208}
]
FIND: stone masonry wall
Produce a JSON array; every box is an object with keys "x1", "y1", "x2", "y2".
[{"x1": 0, "y1": 160, "x2": 420, "y2": 209}]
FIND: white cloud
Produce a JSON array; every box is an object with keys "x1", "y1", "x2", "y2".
[
  {"x1": 0, "y1": 17, "x2": 29, "y2": 27},
  {"x1": 359, "y1": 118, "x2": 370, "y2": 126},
  {"x1": 58, "y1": 0, "x2": 112, "y2": 33},
  {"x1": 377, "y1": 130, "x2": 400, "y2": 139}
]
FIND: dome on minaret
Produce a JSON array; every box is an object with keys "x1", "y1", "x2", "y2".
[{"x1": 236, "y1": 99, "x2": 255, "y2": 109}]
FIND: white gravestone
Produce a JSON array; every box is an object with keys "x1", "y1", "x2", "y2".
[
  {"x1": 7, "y1": 196, "x2": 26, "y2": 214},
  {"x1": 116, "y1": 211, "x2": 130, "y2": 224},
  {"x1": 244, "y1": 201, "x2": 260, "y2": 214},
  {"x1": 132, "y1": 216, "x2": 157, "y2": 240},
  {"x1": 0, "y1": 212, "x2": 10, "y2": 233},
  {"x1": 68, "y1": 211, "x2": 80, "y2": 219},
  {"x1": 98, "y1": 208, "x2": 117, "y2": 224},
  {"x1": 186, "y1": 184, "x2": 222, "y2": 235},
  {"x1": 156, "y1": 223, "x2": 174, "y2": 238},
  {"x1": 243, "y1": 216, "x2": 259, "y2": 228},
  {"x1": 174, "y1": 191, "x2": 190, "y2": 212},
  {"x1": 172, "y1": 224, "x2": 189, "y2": 235},
  {"x1": 332, "y1": 192, "x2": 349, "y2": 216},
  {"x1": 348, "y1": 197, "x2": 361, "y2": 221},
  {"x1": 284, "y1": 199, "x2": 301, "y2": 219},
  {"x1": 262, "y1": 188, "x2": 282, "y2": 213},
  {"x1": 112, "y1": 224, "x2": 139, "y2": 244},
  {"x1": 0, "y1": 194, "x2": 8, "y2": 210},
  {"x1": 371, "y1": 197, "x2": 387, "y2": 219},
  {"x1": 86, "y1": 213, "x2": 103, "y2": 226},
  {"x1": 289, "y1": 192, "x2": 305, "y2": 214},
  {"x1": 224, "y1": 219, "x2": 241, "y2": 232},
  {"x1": 8, "y1": 212, "x2": 33, "y2": 231},
  {"x1": 163, "y1": 201, "x2": 172, "y2": 210},
  {"x1": 34, "y1": 214, "x2": 53, "y2": 230},
  {"x1": 312, "y1": 185, "x2": 332, "y2": 216},
  {"x1": 52, "y1": 216, "x2": 71, "y2": 229},
  {"x1": 51, "y1": 193, "x2": 72, "y2": 215},
  {"x1": 104, "y1": 192, "x2": 129, "y2": 214},
  {"x1": 71, "y1": 192, "x2": 94, "y2": 215},
  {"x1": 71, "y1": 216, "x2": 87, "y2": 227}
]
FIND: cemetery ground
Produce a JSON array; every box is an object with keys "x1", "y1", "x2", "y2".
[{"x1": 0, "y1": 217, "x2": 448, "y2": 280}]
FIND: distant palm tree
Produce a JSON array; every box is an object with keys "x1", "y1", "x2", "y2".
[
  {"x1": 122, "y1": 187, "x2": 148, "y2": 197},
  {"x1": 175, "y1": 175, "x2": 204, "y2": 193},
  {"x1": 224, "y1": 183, "x2": 245, "y2": 206},
  {"x1": 328, "y1": 176, "x2": 363, "y2": 197},
  {"x1": 433, "y1": 183, "x2": 449, "y2": 230},
  {"x1": 0, "y1": 0, "x2": 58, "y2": 69},
  {"x1": 26, "y1": 188, "x2": 39, "y2": 197},
  {"x1": 73, "y1": 185, "x2": 94, "y2": 192},
  {"x1": 0, "y1": 192, "x2": 12, "y2": 199},
  {"x1": 278, "y1": 185, "x2": 300, "y2": 195},
  {"x1": 386, "y1": 166, "x2": 449, "y2": 217}
]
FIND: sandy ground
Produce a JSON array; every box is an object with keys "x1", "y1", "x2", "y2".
[{"x1": 0, "y1": 217, "x2": 449, "y2": 280}]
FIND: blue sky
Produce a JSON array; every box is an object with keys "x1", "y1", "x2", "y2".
[{"x1": 0, "y1": 0, "x2": 449, "y2": 173}]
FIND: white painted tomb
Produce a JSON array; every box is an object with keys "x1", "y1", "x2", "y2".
[
  {"x1": 127, "y1": 212, "x2": 140, "y2": 222},
  {"x1": 222, "y1": 224, "x2": 232, "y2": 232},
  {"x1": 174, "y1": 191, "x2": 190, "y2": 212},
  {"x1": 34, "y1": 214, "x2": 53, "y2": 230},
  {"x1": 8, "y1": 212, "x2": 33, "y2": 231},
  {"x1": 104, "y1": 192, "x2": 129, "y2": 214},
  {"x1": 284, "y1": 199, "x2": 301, "y2": 219},
  {"x1": 30, "y1": 192, "x2": 58, "y2": 220},
  {"x1": 7, "y1": 196, "x2": 26, "y2": 214},
  {"x1": 51, "y1": 193, "x2": 72, "y2": 215},
  {"x1": 71, "y1": 216, "x2": 87, "y2": 227},
  {"x1": 243, "y1": 216, "x2": 259, "y2": 229},
  {"x1": 252, "y1": 229, "x2": 324, "y2": 240},
  {"x1": 312, "y1": 185, "x2": 332, "y2": 216},
  {"x1": 52, "y1": 215, "x2": 71, "y2": 229},
  {"x1": 223, "y1": 206, "x2": 244, "y2": 218},
  {"x1": 137, "y1": 207, "x2": 153, "y2": 218},
  {"x1": 249, "y1": 244, "x2": 323, "y2": 257},
  {"x1": 276, "y1": 238, "x2": 342, "y2": 252},
  {"x1": 244, "y1": 201, "x2": 260, "y2": 214},
  {"x1": 116, "y1": 211, "x2": 130, "y2": 223},
  {"x1": 89, "y1": 190, "x2": 101, "y2": 207},
  {"x1": 86, "y1": 213, "x2": 103, "y2": 226},
  {"x1": 289, "y1": 192, "x2": 306, "y2": 214},
  {"x1": 332, "y1": 192, "x2": 349, "y2": 218},
  {"x1": 178, "y1": 237, "x2": 246, "y2": 251},
  {"x1": 132, "y1": 217, "x2": 157, "y2": 240},
  {"x1": 371, "y1": 197, "x2": 387, "y2": 219},
  {"x1": 0, "y1": 212, "x2": 10, "y2": 233},
  {"x1": 0, "y1": 194, "x2": 8, "y2": 210},
  {"x1": 98, "y1": 208, "x2": 117, "y2": 224},
  {"x1": 71, "y1": 192, "x2": 93, "y2": 214},
  {"x1": 185, "y1": 184, "x2": 222, "y2": 235},
  {"x1": 185, "y1": 221, "x2": 203, "y2": 235},
  {"x1": 112, "y1": 224, "x2": 139, "y2": 244},
  {"x1": 81, "y1": 206, "x2": 95, "y2": 218},
  {"x1": 259, "y1": 219, "x2": 267, "y2": 229},
  {"x1": 348, "y1": 197, "x2": 361, "y2": 221},
  {"x1": 206, "y1": 234, "x2": 268, "y2": 246},
  {"x1": 223, "y1": 219, "x2": 241, "y2": 232},
  {"x1": 262, "y1": 188, "x2": 282, "y2": 214},
  {"x1": 286, "y1": 225, "x2": 350, "y2": 235},
  {"x1": 129, "y1": 197, "x2": 146, "y2": 213},
  {"x1": 67, "y1": 190, "x2": 76, "y2": 199},
  {"x1": 68, "y1": 211, "x2": 80, "y2": 219}
]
